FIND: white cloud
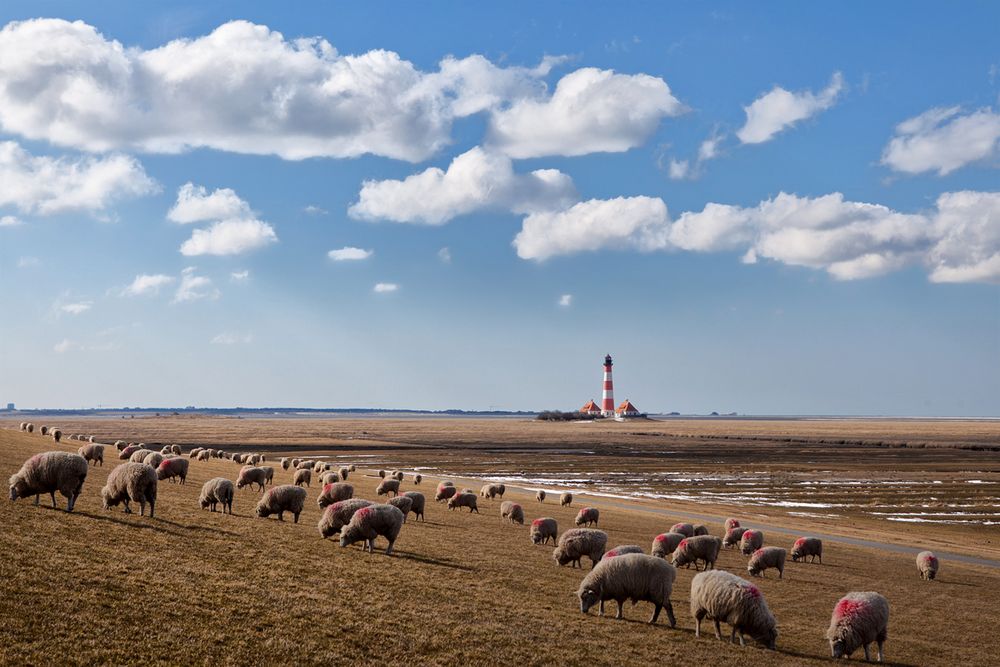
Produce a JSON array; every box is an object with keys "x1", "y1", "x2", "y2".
[
  {"x1": 60, "y1": 301, "x2": 92, "y2": 315},
  {"x1": 514, "y1": 196, "x2": 670, "y2": 261},
  {"x1": 16, "y1": 256, "x2": 39, "y2": 268},
  {"x1": 926, "y1": 190, "x2": 1000, "y2": 283},
  {"x1": 881, "y1": 106, "x2": 1000, "y2": 175},
  {"x1": 168, "y1": 182, "x2": 251, "y2": 223},
  {"x1": 349, "y1": 147, "x2": 578, "y2": 225},
  {"x1": 180, "y1": 218, "x2": 277, "y2": 256},
  {"x1": 488, "y1": 68, "x2": 684, "y2": 158},
  {"x1": 667, "y1": 159, "x2": 690, "y2": 180},
  {"x1": 230, "y1": 270, "x2": 250, "y2": 281},
  {"x1": 303, "y1": 205, "x2": 327, "y2": 215},
  {"x1": 438, "y1": 247, "x2": 452, "y2": 263},
  {"x1": 737, "y1": 72, "x2": 844, "y2": 144},
  {"x1": 121, "y1": 273, "x2": 175, "y2": 296},
  {"x1": 558, "y1": 294, "x2": 573, "y2": 307},
  {"x1": 698, "y1": 135, "x2": 723, "y2": 161},
  {"x1": 53, "y1": 338, "x2": 79, "y2": 354},
  {"x1": 211, "y1": 332, "x2": 253, "y2": 345},
  {"x1": 328, "y1": 247, "x2": 373, "y2": 261},
  {"x1": 0, "y1": 141, "x2": 155, "y2": 215},
  {"x1": 373, "y1": 282, "x2": 398, "y2": 293},
  {"x1": 172, "y1": 267, "x2": 219, "y2": 303},
  {"x1": 0, "y1": 214, "x2": 22, "y2": 226}
]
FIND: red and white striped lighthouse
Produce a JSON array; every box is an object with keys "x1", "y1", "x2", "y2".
[{"x1": 601, "y1": 354, "x2": 615, "y2": 417}]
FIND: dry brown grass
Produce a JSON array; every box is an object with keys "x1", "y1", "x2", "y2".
[{"x1": 2, "y1": 422, "x2": 999, "y2": 665}]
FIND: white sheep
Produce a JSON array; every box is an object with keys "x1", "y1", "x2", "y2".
[
  {"x1": 575, "y1": 507, "x2": 599, "y2": 527},
  {"x1": 339, "y1": 466, "x2": 350, "y2": 481},
  {"x1": 500, "y1": 500, "x2": 524, "y2": 525},
  {"x1": 412, "y1": 473, "x2": 420, "y2": 485},
  {"x1": 723, "y1": 527, "x2": 748, "y2": 549},
  {"x1": 78, "y1": 443, "x2": 105, "y2": 467},
  {"x1": 293, "y1": 468, "x2": 312, "y2": 487},
  {"x1": 447, "y1": 492, "x2": 479, "y2": 513},
  {"x1": 670, "y1": 522, "x2": 694, "y2": 537},
  {"x1": 237, "y1": 466, "x2": 269, "y2": 491},
  {"x1": 553, "y1": 528, "x2": 607, "y2": 569},
  {"x1": 199, "y1": 477, "x2": 234, "y2": 514},
  {"x1": 747, "y1": 547, "x2": 786, "y2": 578},
  {"x1": 388, "y1": 494, "x2": 413, "y2": 521},
  {"x1": 51, "y1": 428, "x2": 62, "y2": 442},
  {"x1": 316, "y1": 482, "x2": 354, "y2": 508},
  {"x1": 672, "y1": 536, "x2": 722, "y2": 571},
  {"x1": 435, "y1": 483, "x2": 458, "y2": 502},
  {"x1": 827, "y1": 592, "x2": 889, "y2": 662},
  {"x1": 651, "y1": 532, "x2": 684, "y2": 559},
  {"x1": 740, "y1": 529, "x2": 764, "y2": 555},
  {"x1": 577, "y1": 553, "x2": 677, "y2": 626},
  {"x1": 690, "y1": 569, "x2": 778, "y2": 650},
  {"x1": 280, "y1": 457, "x2": 290, "y2": 471},
  {"x1": 170, "y1": 444, "x2": 182, "y2": 455},
  {"x1": 142, "y1": 451, "x2": 164, "y2": 468},
  {"x1": 916, "y1": 551, "x2": 939, "y2": 580},
  {"x1": 318, "y1": 498, "x2": 373, "y2": 538},
  {"x1": 197, "y1": 449, "x2": 211, "y2": 462},
  {"x1": 536, "y1": 489, "x2": 546, "y2": 503},
  {"x1": 530, "y1": 517, "x2": 558, "y2": 545},
  {"x1": 25, "y1": 423, "x2": 34, "y2": 433},
  {"x1": 101, "y1": 463, "x2": 157, "y2": 517},
  {"x1": 157, "y1": 457, "x2": 190, "y2": 484},
  {"x1": 376, "y1": 478, "x2": 400, "y2": 497},
  {"x1": 321, "y1": 471, "x2": 341, "y2": 485},
  {"x1": 791, "y1": 537, "x2": 823, "y2": 563},
  {"x1": 402, "y1": 491, "x2": 426, "y2": 522},
  {"x1": 255, "y1": 485, "x2": 307, "y2": 522},
  {"x1": 339, "y1": 504, "x2": 405, "y2": 554},
  {"x1": 9, "y1": 451, "x2": 88, "y2": 511},
  {"x1": 603, "y1": 545, "x2": 644, "y2": 558},
  {"x1": 560, "y1": 491, "x2": 573, "y2": 507}
]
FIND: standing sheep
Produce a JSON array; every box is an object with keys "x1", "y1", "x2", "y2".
[
  {"x1": 391, "y1": 471, "x2": 404, "y2": 482},
  {"x1": 480, "y1": 483, "x2": 501, "y2": 500},
  {"x1": 693, "y1": 524, "x2": 709, "y2": 536},
  {"x1": 553, "y1": 528, "x2": 607, "y2": 569},
  {"x1": 318, "y1": 499, "x2": 374, "y2": 538},
  {"x1": 652, "y1": 532, "x2": 685, "y2": 559},
  {"x1": 575, "y1": 507, "x2": 599, "y2": 527},
  {"x1": 791, "y1": 537, "x2": 823, "y2": 563},
  {"x1": 237, "y1": 466, "x2": 270, "y2": 492},
  {"x1": 412, "y1": 473, "x2": 420, "y2": 485},
  {"x1": 199, "y1": 477, "x2": 234, "y2": 514},
  {"x1": 261, "y1": 466, "x2": 275, "y2": 486},
  {"x1": 126, "y1": 448, "x2": 151, "y2": 463},
  {"x1": 536, "y1": 489, "x2": 546, "y2": 503},
  {"x1": 447, "y1": 492, "x2": 479, "y2": 513},
  {"x1": 142, "y1": 451, "x2": 164, "y2": 468},
  {"x1": 916, "y1": 551, "x2": 939, "y2": 580},
  {"x1": 339, "y1": 466, "x2": 350, "y2": 481},
  {"x1": 40, "y1": 425, "x2": 49, "y2": 436},
  {"x1": 280, "y1": 457, "x2": 290, "y2": 471},
  {"x1": 321, "y1": 472, "x2": 341, "y2": 485},
  {"x1": 435, "y1": 482, "x2": 457, "y2": 502},
  {"x1": 670, "y1": 522, "x2": 694, "y2": 537},
  {"x1": 376, "y1": 478, "x2": 400, "y2": 498},
  {"x1": 560, "y1": 491, "x2": 573, "y2": 507},
  {"x1": 157, "y1": 457, "x2": 190, "y2": 484},
  {"x1": 402, "y1": 491, "x2": 426, "y2": 522},
  {"x1": 740, "y1": 529, "x2": 764, "y2": 555},
  {"x1": 577, "y1": 553, "x2": 677, "y2": 626},
  {"x1": 530, "y1": 517, "x2": 558, "y2": 545},
  {"x1": 9, "y1": 451, "x2": 88, "y2": 511},
  {"x1": 19, "y1": 422, "x2": 26, "y2": 431},
  {"x1": 672, "y1": 536, "x2": 723, "y2": 571},
  {"x1": 114, "y1": 440, "x2": 126, "y2": 450},
  {"x1": 747, "y1": 547, "x2": 787, "y2": 579},
  {"x1": 377, "y1": 469, "x2": 386, "y2": 478},
  {"x1": 317, "y1": 482, "x2": 354, "y2": 508},
  {"x1": 296, "y1": 460, "x2": 315, "y2": 471},
  {"x1": 170, "y1": 444, "x2": 182, "y2": 455},
  {"x1": 724, "y1": 527, "x2": 748, "y2": 549},
  {"x1": 604, "y1": 545, "x2": 644, "y2": 558},
  {"x1": 51, "y1": 428, "x2": 62, "y2": 443},
  {"x1": 293, "y1": 468, "x2": 312, "y2": 488},
  {"x1": 826, "y1": 592, "x2": 889, "y2": 662},
  {"x1": 189, "y1": 448, "x2": 203, "y2": 459},
  {"x1": 690, "y1": 570, "x2": 778, "y2": 649},
  {"x1": 255, "y1": 485, "x2": 308, "y2": 522},
  {"x1": 496, "y1": 483, "x2": 506, "y2": 498},
  {"x1": 388, "y1": 495, "x2": 413, "y2": 521},
  {"x1": 197, "y1": 450, "x2": 211, "y2": 462},
  {"x1": 290, "y1": 458, "x2": 300, "y2": 468},
  {"x1": 78, "y1": 443, "x2": 105, "y2": 467},
  {"x1": 339, "y1": 504, "x2": 405, "y2": 555},
  {"x1": 25, "y1": 423, "x2": 34, "y2": 433},
  {"x1": 500, "y1": 501, "x2": 524, "y2": 525},
  {"x1": 349, "y1": 464, "x2": 356, "y2": 472},
  {"x1": 101, "y1": 463, "x2": 157, "y2": 517}
]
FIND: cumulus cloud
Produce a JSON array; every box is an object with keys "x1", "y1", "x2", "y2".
[
  {"x1": 303, "y1": 205, "x2": 327, "y2": 215},
  {"x1": 60, "y1": 301, "x2": 92, "y2": 315},
  {"x1": 0, "y1": 215, "x2": 22, "y2": 226},
  {"x1": 349, "y1": 147, "x2": 578, "y2": 225},
  {"x1": 438, "y1": 247, "x2": 452, "y2": 263},
  {"x1": 513, "y1": 196, "x2": 670, "y2": 261},
  {"x1": 121, "y1": 273, "x2": 175, "y2": 296},
  {"x1": 230, "y1": 270, "x2": 250, "y2": 281},
  {"x1": 373, "y1": 282, "x2": 398, "y2": 293},
  {"x1": 173, "y1": 267, "x2": 219, "y2": 303},
  {"x1": 211, "y1": 332, "x2": 253, "y2": 345},
  {"x1": 737, "y1": 72, "x2": 844, "y2": 144},
  {"x1": 881, "y1": 106, "x2": 1000, "y2": 175},
  {"x1": 667, "y1": 159, "x2": 690, "y2": 180},
  {"x1": 53, "y1": 338, "x2": 79, "y2": 354},
  {"x1": 488, "y1": 68, "x2": 684, "y2": 158},
  {"x1": 0, "y1": 19, "x2": 669, "y2": 162},
  {"x1": 926, "y1": 190, "x2": 1000, "y2": 283},
  {"x1": 180, "y1": 219, "x2": 277, "y2": 256},
  {"x1": 0, "y1": 141, "x2": 155, "y2": 215},
  {"x1": 558, "y1": 294, "x2": 573, "y2": 307},
  {"x1": 328, "y1": 246, "x2": 373, "y2": 261},
  {"x1": 168, "y1": 182, "x2": 251, "y2": 223}
]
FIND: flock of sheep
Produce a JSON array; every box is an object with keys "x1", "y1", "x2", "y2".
[{"x1": 10, "y1": 420, "x2": 944, "y2": 661}]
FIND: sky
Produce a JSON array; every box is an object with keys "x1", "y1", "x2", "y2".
[{"x1": 0, "y1": 1, "x2": 998, "y2": 415}]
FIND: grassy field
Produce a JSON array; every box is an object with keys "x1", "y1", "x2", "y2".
[{"x1": 2, "y1": 420, "x2": 999, "y2": 665}]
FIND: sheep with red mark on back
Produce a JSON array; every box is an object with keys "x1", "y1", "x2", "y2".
[
  {"x1": 651, "y1": 532, "x2": 684, "y2": 559},
  {"x1": 157, "y1": 457, "x2": 189, "y2": 484},
  {"x1": 827, "y1": 592, "x2": 889, "y2": 662},
  {"x1": 500, "y1": 500, "x2": 524, "y2": 525},
  {"x1": 339, "y1": 504, "x2": 405, "y2": 554},
  {"x1": 672, "y1": 536, "x2": 722, "y2": 571},
  {"x1": 690, "y1": 570, "x2": 777, "y2": 650},
  {"x1": 740, "y1": 529, "x2": 764, "y2": 555},
  {"x1": 791, "y1": 537, "x2": 822, "y2": 563},
  {"x1": 747, "y1": 547, "x2": 786, "y2": 578},
  {"x1": 318, "y1": 498, "x2": 373, "y2": 538},
  {"x1": 916, "y1": 551, "x2": 939, "y2": 580},
  {"x1": 317, "y1": 482, "x2": 354, "y2": 508},
  {"x1": 575, "y1": 507, "x2": 599, "y2": 527},
  {"x1": 530, "y1": 517, "x2": 558, "y2": 545}
]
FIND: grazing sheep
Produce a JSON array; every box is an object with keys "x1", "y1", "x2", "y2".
[
  {"x1": 740, "y1": 529, "x2": 764, "y2": 555},
  {"x1": 412, "y1": 473, "x2": 420, "y2": 485},
  {"x1": 129, "y1": 449, "x2": 154, "y2": 463},
  {"x1": 388, "y1": 494, "x2": 413, "y2": 521},
  {"x1": 791, "y1": 537, "x2": 823, "y2": 564},
  {"x1": 101, "y1": 463, "x2": 157, "y2": 517},
  {"x1": 318, "y1": 499, "x2": 374, "y2": 538},
  {"x1": 170, "y1": 444, "x2": 181, "y2": 455},
  {"x1": 402, "y1": 491, "x2": 426, "y2": 521},
  {"x1": 320, "y1": 472, "x2": 340, "y2": 485},
  {"x1": 258, "y1": 454, "x2": 265, "y2": 463},
  {"x1": 500, "y1": 501, "x2": 524, "y2": 525},
  {"x1": 536, "y1": 489, "x2": 546, "y2": 503},
  {"x1": 142, "y1": 451, "x2": 164, "y2": 468},
  {"x1": 78, "y1": 443, "x2": 105, "y2": 467},
  {"x1": 199, "y1": 477, "x2": 234, "y2": 514},
  {"x1": 480, "y1": 483, "x2": 501, "y2": 500},
  {"x1": 280, "y1": 457, "x2": 290, "y2": 471},
  {"x1": 577, "y1": 553, "x2": 677, "y2": 626},
  {"x1": 317, "y1": 482, "x2": 355, "y2": 508},
  {"x1": 290, "y1": 458, "x2": 300, "y2": 468},
  {"x1": 160, "y1": 445, "x2": 173, "y2": 455},
  {"x1": 553, "y1": 528, "x2": 608, "y2": 569},
  {"x1": 237, "y1": 466, "x2": 269, "y2": 492},
  {"x1": 25, "y1": 423, "x2": 34, "y2": 433},
  {"x1": 391, "y1": 471, "x2": 404, "y2": 481},
  {"x1": 916, "y1": 551, "x2": 939, "y2": 580},
  {"x1": 604, "y1": 545, "x2": 644, "y2": 558},
  {"x1": 724, "y1": 527, "x2": 748, "y2": 549},
  {"x1": 293, "y1": 468, "x2": 312, "y2": 487},
  {"x1": 260, "y1": 466, "x2": 275, "y2": 486},
  {"x1": 496, "y1": 483, "x2": 506, "y2": 498},
  {"x1": 197, "y1": 450, "x2": 211, "y2": 462},
  {"x1": 339, "y1": 467, "x2": 350, "y2": 481},
  {"x1": 377, "y1": 469, "x2": 386, "y2": 478},
  {"x1": 157, "y1": 457, "x2": 189, "y2": 484},
  {"x1": 575, "y1": 507, "x2": 599, "y2": 527},
  {"x1": 51, "y1": 428, "x2": 62, "y2": 442},
  {"x1": 232, "y1": 453, "x2": 242, "y2": 463},
  {"x1": 114, "y1": 440, "x2": 126, "y2": 450},
  {"x1": 670, "y1": 522, "x2": 694, "y2": 537},
  {"x1": 672, "y1": 536, "x2": 723, "y2": 571},
  {"x1": 255, "y1": 485, "x2": 307, "y2": 523},
  {"x1": 189, "y1": 447, "x2": 204, "y2": 458},
  {"x1": 339, "y1": 504, "x2": 405, "y2": 554},
  {"x1": 448, "y1": 492, "x2": 480, "y2": 513},
  {"x1": 530, "y1": 517, "x2": 558, "y2": 545},
  {"x1": 296, "y1": 460, "x2": 314, "y2": 470},
  {"x1": 313, "y1": 461, "x2": 326, "y2": 473},
  {"x1": 690, "y1": 570, "x2": 778, "y2": 649},
  {"x1": 19, "y1": 422, "x2": 26, "y2": 431},
  {"x1": 440, "y1": 480, "x2": 455, "y2": 486},
  {"x1": 827, "y1": 592, "x2": 889, "y2": 662},
  {"x1": 748, "y1": 547, "x2": 787, "y2": 579},
  {"x1": 560, "y1": 492, "x2": 573, "y2": 507},
  {"x1": 693, "y1": 524, "x2": 709, "y2": 536},
  {"x1": 376, "y1": 478, "x2": 400, "y2": 498},
  {"x1": 120, "y1": 445, "x2": 143, "y2": 460},
  {"x1": 9, "y1": 451, "x2": 88, "y2": 511},
  {"x1": 651, "y1": 532, "x2": 685, "y2": 559},
  {"x1": 40, "y1": 425, "x2": 49, "y2": 436},
  {"x1": 349, "y1": 464, "x2": 356, "y2": 472},
  {"x1": 435, "y1": 483, "x2": 458, "y2": 502}
]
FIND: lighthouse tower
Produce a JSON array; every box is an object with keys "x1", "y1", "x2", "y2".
[{"x1": 601, "y1": 354, "x2": 615, "y2": 417}]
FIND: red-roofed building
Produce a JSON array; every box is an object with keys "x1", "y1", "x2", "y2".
[
  {"x1": 579, "y1": 400, "x2": 601, "y2": 416},
  {"x1": 616, "y1": 399, "x2": 641, "y2": 418}
]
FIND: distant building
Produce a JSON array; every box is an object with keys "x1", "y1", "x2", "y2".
[
  {"x1": 579, "y1": 399, "x2": 601, "y2": 416},
  {"x1": 4, "y1": 403, "x2": 13, "y2": 411},
  {"x1": 616, "y1": 399, "x2": 641, "y2": 418}
]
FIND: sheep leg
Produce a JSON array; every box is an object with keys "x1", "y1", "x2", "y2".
[
  {"x1": 863, "y1": 644, "x2": 871, "y2": 661},
  {"x1": 124, "y1": 500, "x2": 133, "y2": 514},
  {"x1": 713, "y1": 619, "x2": 722, "y2": 640},
  {"x1": 649, "y1": 604, "x2": 660, "y2": 624},
  {"x1": 33, "y1": 494, "x2": 39, "y2": 506},
  {"x1": 664, "y1": 601, "x2": 676, "y2": 628},
  {"x1": 876, "y1": 638, "x2": 885, "y2": 662},
  {"x1": 778, "y1": 567, "x2": 783, "y2": 579},
  {"x1": 598, "y1": 600, "x2": 604, "y2": 616},
  {"x1": 294, "y1": 512, "x2": 300, "y2": 524},
  {"x1": 386, "y1": 538, "x2": 394, "y2": 555},
  {"x1": 278, "y1": 511, "x2": 285, "y2": 521},
  {"x1": 737, "y1": 630, "x2": 745, "y2": 647},
  {"x1": 729, "y1": 625, "x2": 738, "y2": 643},
  {"x1": 615, "y1": 600, "x2": 624, "y2": 620},
  {"x1": 49, "y1": 491, "x2": 57, "y2": 508}
]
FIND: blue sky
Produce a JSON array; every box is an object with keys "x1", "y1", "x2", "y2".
[{"x1": 0, "y1": 1, "x2": 998, "y2": 415}]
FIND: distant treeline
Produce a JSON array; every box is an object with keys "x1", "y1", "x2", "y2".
[
  {"x1": 3, "y1": 407, "x2": 538, "y2": 416},
  {"x1": 535, "y1": 410, "x2": 599, "y2": 421}
]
